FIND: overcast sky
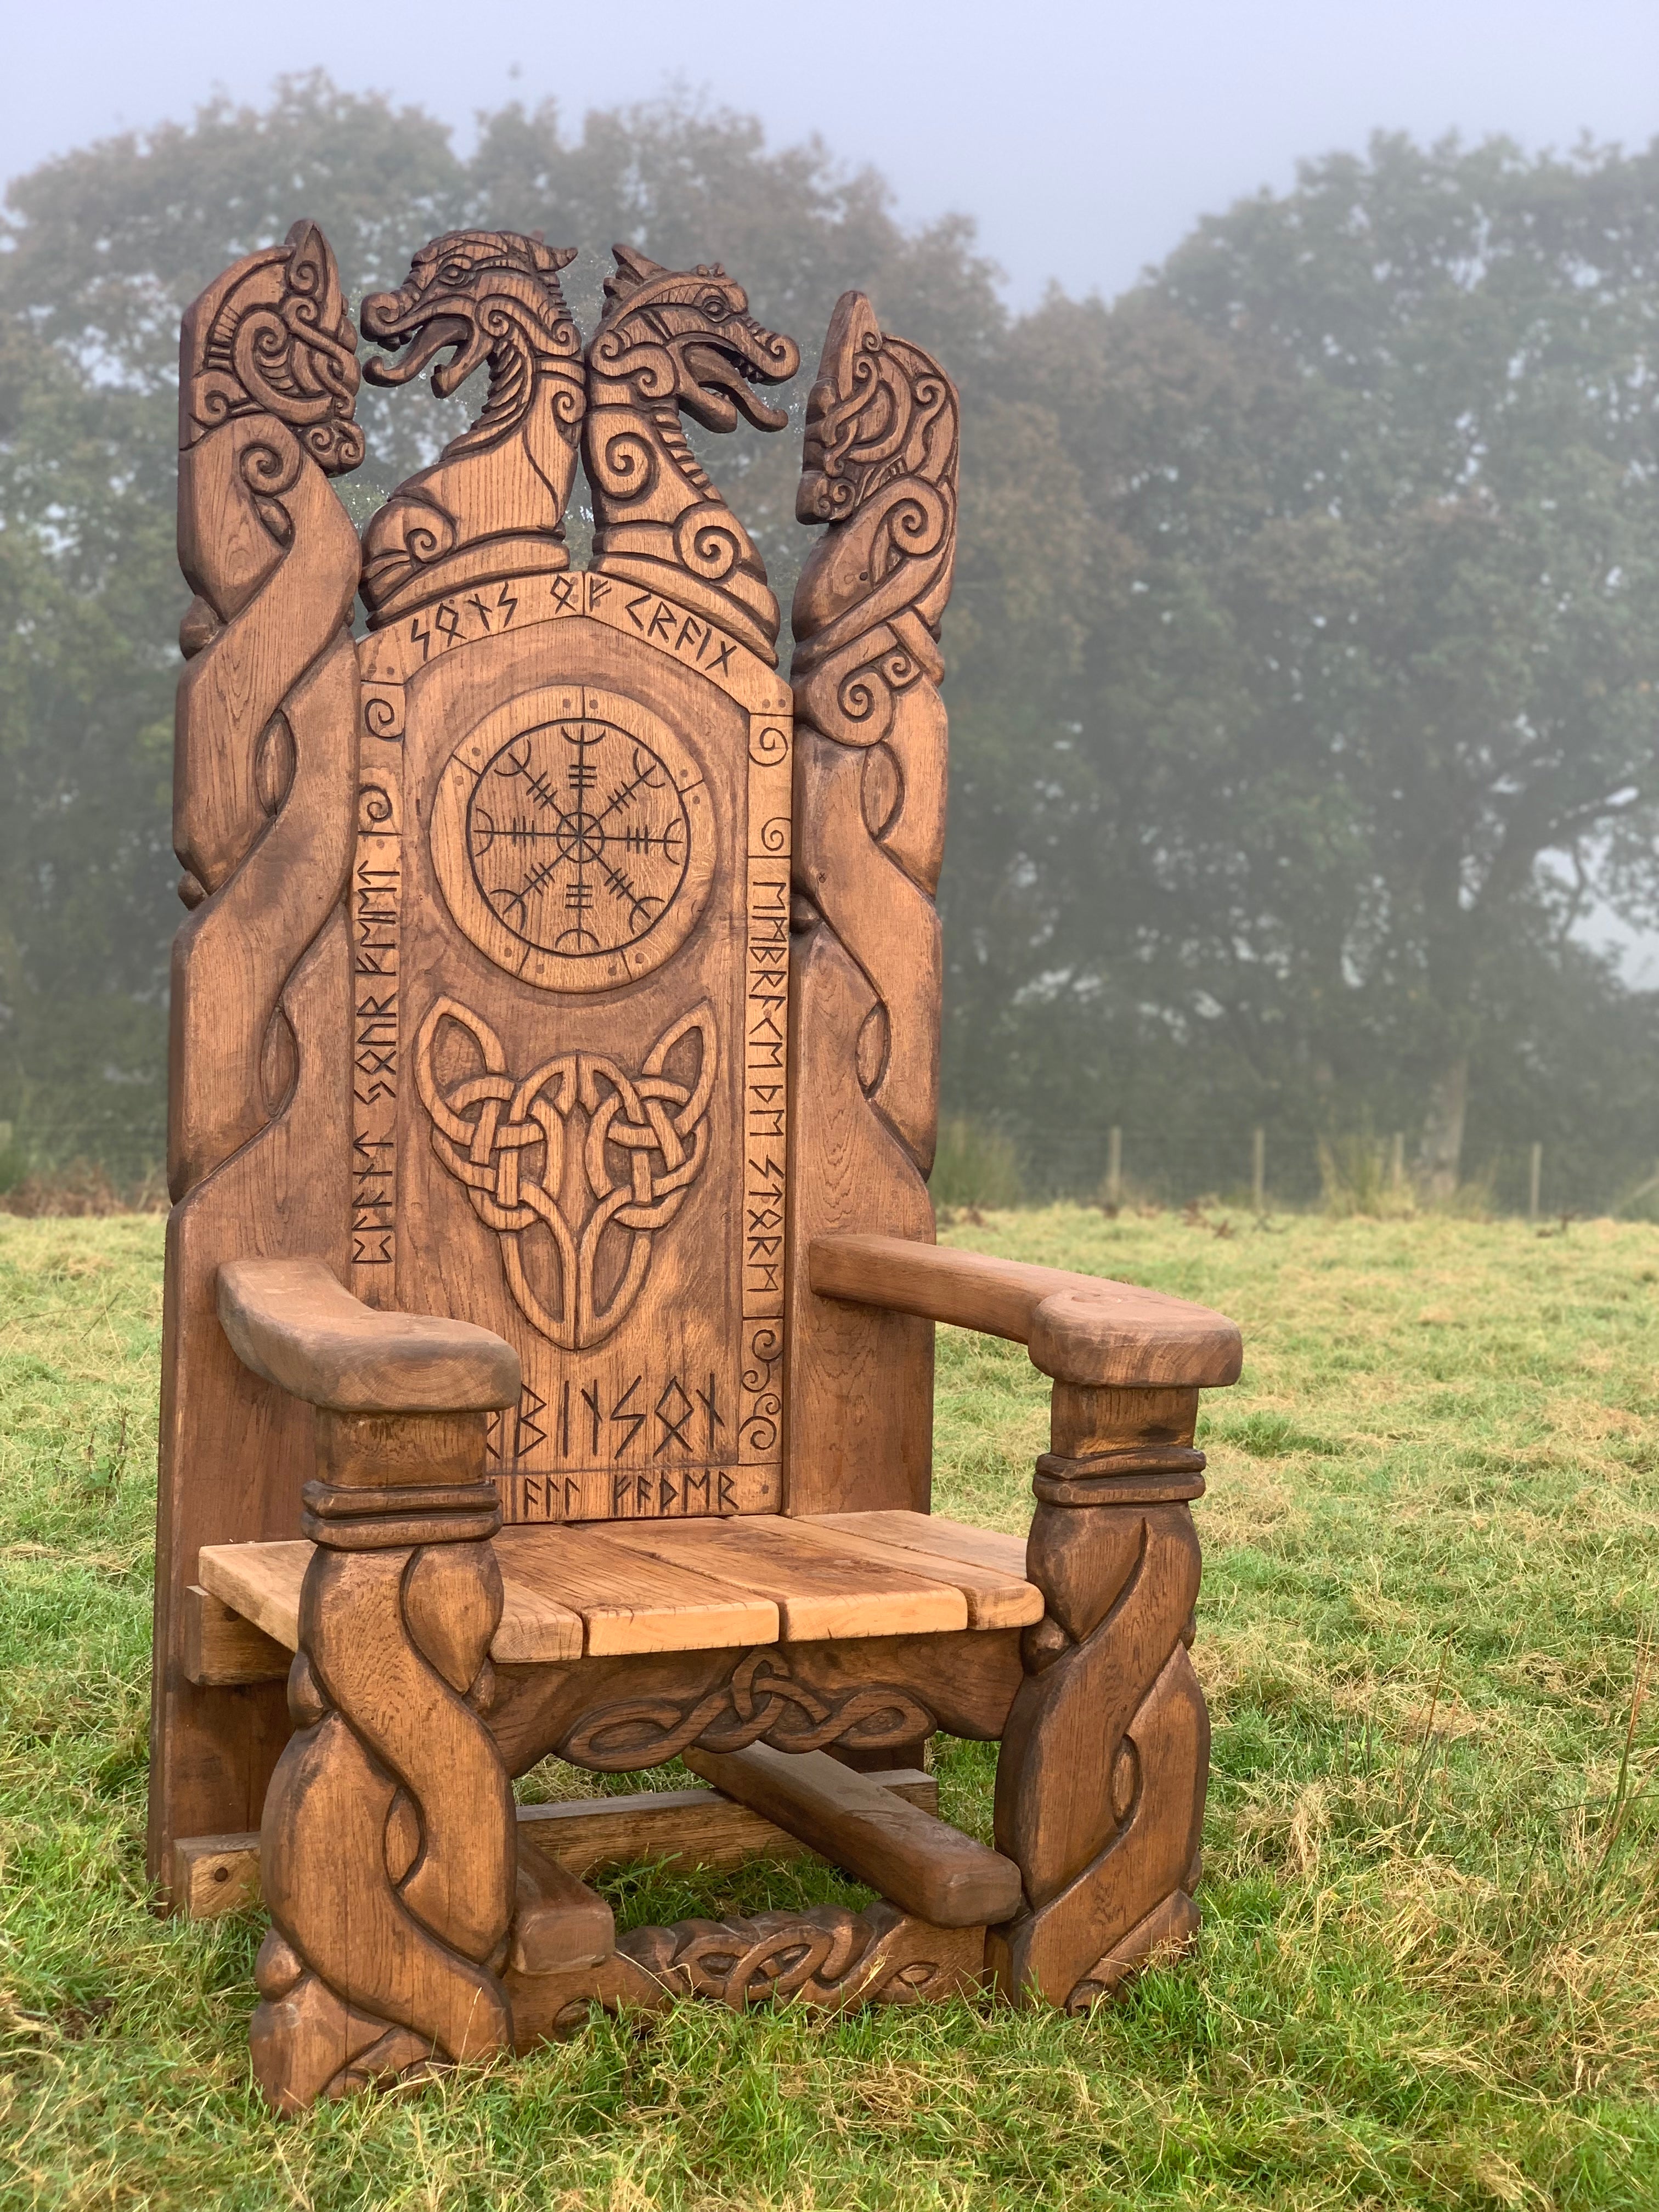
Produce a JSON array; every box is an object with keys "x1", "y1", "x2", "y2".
[{"x1": 7, "y1": 1, "x2": 1659, "y2": 309}]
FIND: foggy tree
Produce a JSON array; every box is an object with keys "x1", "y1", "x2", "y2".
[{"x1": 949, "y1": 134, "x2": 1659, "y2": 1195}]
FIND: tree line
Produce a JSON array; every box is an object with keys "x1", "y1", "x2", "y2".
[{"x1": 4, "y1": 78, "x2": 1659, "y2": 1206}]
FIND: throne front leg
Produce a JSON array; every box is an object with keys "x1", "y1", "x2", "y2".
[
  {"x1": 989, "y1": 1383, "x2": 1209, "y2": 2010},
  {"x1": 250, "y1": 1407, "x2": 519, "y2": 2111}
]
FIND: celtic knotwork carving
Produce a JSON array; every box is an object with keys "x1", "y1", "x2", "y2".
[
  {"x1": 585, "y1": 246, "x2": 800, "y2": 664},
  {"x1": 182, "y1": 217, "x2": 363, "y2": 474},
  {"x1": 415, "y1": 996, "x2": 716, "y2": 1351},
  {"x1": 558, "y1": 1648, "x2": 936, "y2": 1771},
  {"x1": 616, "y1": 1901, "x2": 981, "y2": 2012},
  {"x1": 359, "y1": 230, "x2": 585, "y2": 623}
]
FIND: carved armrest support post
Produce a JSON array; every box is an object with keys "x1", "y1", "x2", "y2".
[
  {"x1": 809, "y1": 1233, "x2": 1239, "y2": 2011},
  {"x1": 216, "y1": 1260, "x2": 524, "y2": 2112}
]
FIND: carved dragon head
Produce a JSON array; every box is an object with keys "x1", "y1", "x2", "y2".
[
  {"x1": 360, "y1": 231, "x2": 582, "y2": 449},
  {"x1": 588, "y1": 245, "x2": 800, "y2": 432}
]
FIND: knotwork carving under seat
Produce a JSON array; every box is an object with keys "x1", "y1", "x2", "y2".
[{"x1": 415, "y1": 997, "x2": 715, "y2": 1351}]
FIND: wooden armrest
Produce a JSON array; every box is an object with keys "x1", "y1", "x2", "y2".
[
  {"x1": 217, "y1": 1257, "x2": 520, "y2": 1413},
  {"x1": 808, "y1": 1233, "x2": 1241, "y2": 1389}
]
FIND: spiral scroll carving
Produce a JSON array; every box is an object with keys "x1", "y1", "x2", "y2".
[
  {"x1": 785, "y1": 295, "x2": 960, "y2": 1511},
  {"x1": 171, "y1": 219, "x2": 364, "y2": 1205},
  {"x1": 585, "y1": 246, "x2": 800, "y2": 663}
]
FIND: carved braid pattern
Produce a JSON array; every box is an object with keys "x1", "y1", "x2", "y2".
[
  {"x1": 414, "y1": 997, "x2": 717, "y2": 1351},
  {"x1": 359, "y1": 231, "x2": 585, "y2": 623},
  {"x1": 558, "y1": 1648, "x2": 936, "y2": 1771},
  {"x1": 171, "y1": 220, "x2": 363, "y2": 1204},
  {"x1": 991, "y1": 1470, "x2": 1209, "y2": 2013},
  {"x1": 789, "y1": 292, "x2": 959, "y2": 1181},
  {"x1": 585, "y1": 246, "x2": 801, "y2": 664},
  {"x1": 616, "y1": 1901, "x2": 979, "y2": 2012},
  {"x1": 251, "y1": 1494, "x2": 517, "y2": 2112}
]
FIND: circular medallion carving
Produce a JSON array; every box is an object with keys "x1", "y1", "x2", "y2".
[{"x1": 431, "y1": 684, "x2": 714, "y2": 990}]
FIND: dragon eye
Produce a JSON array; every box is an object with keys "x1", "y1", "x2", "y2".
[
  {"x1": 442, "y1": 262, "x2": 467, "y2": 284},
  {"x1": 702, "y1": 292, "x2": 728, "y2": 319}
]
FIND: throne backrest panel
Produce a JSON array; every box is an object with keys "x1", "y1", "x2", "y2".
[{"x1": 352, "y1": 579, "x2": 793, "y2": 1525}]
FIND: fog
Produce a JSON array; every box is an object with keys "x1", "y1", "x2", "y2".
[{"x1": 8, "y1": 0, "x2": 1659, "y2": 308}]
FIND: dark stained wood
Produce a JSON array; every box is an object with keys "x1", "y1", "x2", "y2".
[
  {"x1": 990, "y1": 1471, "x2": 1208, "y2": 2010},
  {"x1": 785, "y1": 296, "x2": 960, "y2": 1515},
  {"x1": 150, "y1": 221, "x2": 365, "y2": 1893},
  {"x1": 515, "y1": 1769, "x2": 938, "y2": 1877},
  {"x1": 510, "y1": 1841, "x2": 616, "y2": 1974},
  {"x1": 810, "y1": 1235, "x2": 1243, "y2": 1389},
  {"x1": 349, "y1": 236, "x2": 799, "y2": 1533},
  {"x1": 616, "y1": 1899, "x2": 986, "y2": 2014},
  {"x1": 182, "y1": 1585, "x2": 290, "y2": 1687},
  {"x1": 685, "y1": 1743, "x2": 1022, "y2": 1928},
  {"x1": 170, "y1": 1771, "x2": 940, "y2": 1923},
  {"x1": 156, "y1": 229, "x2": 1244, "y2": 2102},
  {"x1": 218, "y1": 1259, "x2": 520, "y2": 1412},
  {"x1": 487, "y1": 1629, "x2": 1026, "y2": 1779}
]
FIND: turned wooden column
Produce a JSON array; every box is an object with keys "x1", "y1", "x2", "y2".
[
  {"x1": 250, "y1": 1408, "x2": 517, "y2": 2111},
  {"x1": 988, "y1": 1383, "x2": 1209, "y2": 2010}
]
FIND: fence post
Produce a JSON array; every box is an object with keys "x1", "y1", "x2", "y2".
[
  {"x1": 1528, "y1": 1141, "x2": 1542, "y2": 1222},
  {"x1": 1391, "y1": 1132, "x2": 1405, "y2": 1193},
  {"x1": 1251, "y1": 1126, "x2": 1265, "y2": 1215},
  {"x1": 1107, "y1": 1126, "x2": 1122, "y2": 1207}
]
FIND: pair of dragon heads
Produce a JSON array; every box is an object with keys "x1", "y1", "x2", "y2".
[{"x1": 360, "y1": 231, "x2": 800, "y2": 441}]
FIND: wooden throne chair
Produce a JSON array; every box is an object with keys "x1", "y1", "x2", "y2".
[{"x1": 149, "y1": 219, "x2": 1242, "y2": 2111}]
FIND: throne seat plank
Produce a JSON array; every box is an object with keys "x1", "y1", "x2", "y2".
[
  {"x1": 591, "y1": 1516, "x2": 971, "y2": 1640},
  {"x1": 196, "y1": 1511, "x2": 1037, "y2": 1669}
]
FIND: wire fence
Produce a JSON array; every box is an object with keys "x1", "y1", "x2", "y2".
[{"x1": 940, "y1": 1120, "x2": 1659, "y2": 1223}]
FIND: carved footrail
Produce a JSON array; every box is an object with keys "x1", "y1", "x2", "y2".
[{"x1": 990, "y1": 1385, "x2": 1209, "y2": 2010}]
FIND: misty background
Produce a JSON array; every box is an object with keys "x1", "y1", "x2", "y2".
[{"x1": 7, "y1": 2, "x2": 1659, "y2": 1213}]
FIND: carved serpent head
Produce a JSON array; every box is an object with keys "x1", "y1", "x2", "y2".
[
  {"x1": 361, "y1": 231, "x2": 582, "y2": 448},
  {"x1": 589, "y1": 245, "x2": 800, "y2": 433}
]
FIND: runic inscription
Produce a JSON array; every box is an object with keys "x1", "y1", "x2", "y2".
[{"x1": 431, "y1": 684, "x2": 714, "y2": 993}]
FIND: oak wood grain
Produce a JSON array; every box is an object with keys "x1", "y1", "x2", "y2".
[
  {"x1": 218, "y1": 1258, "x2": 520, "y2": 1413},
  {"x1": 684, "y1": 1742, "x2": 1022, "y2": 1927},
  {"x1": 786, "y1": 1516, "x2": 1041, "y2": 1629},
  {"x1": 595, "y1": 1515, "x2": 968, "y2": 1641},
  {"x1": 806, "y1": 1510, "x2": 1029, "y2": 1581},
  {"x1": 496, "y1": 1526, "x2": 779, "y2": 1655},
  {"x1": 182, "y1": 1585, "x2": 291, "y2": 1687},
  {"x1": 198, "y1": 1537, "x2": 585, "y2": 1664},
  {"x1": 170, "y1": 1771, "x2": 939, "y2": 1922},
  {"x1": 809, "y1": 1235, "x2": 1243, "y2": 1389}
]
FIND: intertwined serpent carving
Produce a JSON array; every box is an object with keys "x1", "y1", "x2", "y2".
[
  {"x1": 415, "y1": 996, "x2": 715, "y2": 1350},
  {"x1": 617, "y1": 1903, "x2": 978, "y2": 2011},
  {"x1": 559, "y1": 1649, "x2": 936, "y2": 1770}
]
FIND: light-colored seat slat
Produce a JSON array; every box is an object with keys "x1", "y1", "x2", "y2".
[
  {"x1": 594, "y1": 1515, "x2": 967, "y2": 1640},
  {"x1": 198, "y1": 1538, "x2": 588, "y2": 1663},
  {"x1": 492, "y1": 1525, "x2": 778, "y2": 1655},
  {"x1": 809, "y1": 1509, "x2": 1030, "y2": 1582},
  {"x1": 788, "y1": 1514, "x2": 1041, "y2": 1629}
]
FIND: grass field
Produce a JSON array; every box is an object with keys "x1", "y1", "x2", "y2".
[{"x1": 2, "y1": 1206, "x2": 1657, "y2": 2209}]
